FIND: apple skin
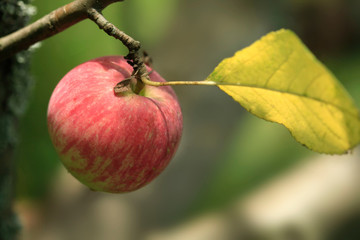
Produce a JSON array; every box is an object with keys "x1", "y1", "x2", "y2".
[{"x1": 47, "y1": 56, "x2": 183, "y2": 193}]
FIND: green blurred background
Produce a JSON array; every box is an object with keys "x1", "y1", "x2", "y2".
[{"x1": 14, "y1": 0, "x2": 360, "y2": 239}]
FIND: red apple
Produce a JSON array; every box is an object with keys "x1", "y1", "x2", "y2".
[{"x1": 47, "y1": 56, "x2": 183, "y2": 193}]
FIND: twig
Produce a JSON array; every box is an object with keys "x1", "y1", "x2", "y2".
[
  {"x1": 86, "y1": 7, "x2": 147, "y2": 93},
  {"x1": 87, "y1": 8, "x2": 140, "y2": 51}
]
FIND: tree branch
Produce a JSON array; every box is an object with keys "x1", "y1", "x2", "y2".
[{"x1": 0, "y1": 0, "x2": 124, "y2": 62}]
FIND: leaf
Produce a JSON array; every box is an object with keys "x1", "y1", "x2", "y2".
[{"x1": 207, "y1": 29, "x2": 360, "y2": 154}]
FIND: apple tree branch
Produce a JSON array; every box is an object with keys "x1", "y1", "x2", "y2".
[{"x1": 0, "y1": 0, "x2": 149, "y2": 85}]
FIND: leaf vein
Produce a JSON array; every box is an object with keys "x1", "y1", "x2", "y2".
[
  {"x1": 264, "y1": 49, "x2": 294, "y2": 87},
  {"x1": 285, "y1": 97, "x2": 319, "y2": 141},
  {"x1": 302, "y1": 72, "x2": 324, "y2": 96},
  {"x1": 300, "y1": 98, "x2": 343, "y2": 141},
  {"x1": 286, "y1": 57, "x2": 308, "y2": 92}
]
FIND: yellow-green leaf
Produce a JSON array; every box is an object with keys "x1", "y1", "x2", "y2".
[{"x1": 207, "y1": 29, "x2": 360, "y2": 154}]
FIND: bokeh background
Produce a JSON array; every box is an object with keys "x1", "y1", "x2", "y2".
[{"x1": 14, "y1": 0, "x2": 360, "y2": 239}]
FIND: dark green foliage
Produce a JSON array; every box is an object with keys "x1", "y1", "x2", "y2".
[{"x1": 0, "y1": 0, "x2": 33, "y2": 239}]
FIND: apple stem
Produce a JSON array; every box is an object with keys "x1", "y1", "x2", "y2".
[
  {"x1": 142, "y1": 76, "x2": 280, "y2": 88},
  {"x1": 141, "y1": 77, "x2": 218, "y2": 87}
]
